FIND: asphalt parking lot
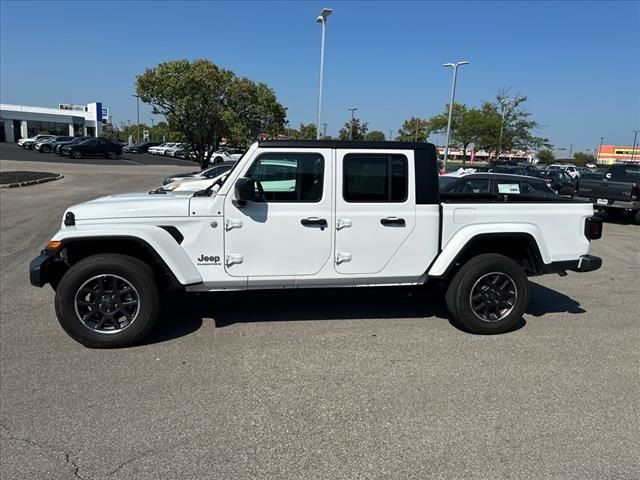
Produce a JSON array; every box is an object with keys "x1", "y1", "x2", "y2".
[{"x1": 1, "y1": 149, "x2": 639, "y2": 479}]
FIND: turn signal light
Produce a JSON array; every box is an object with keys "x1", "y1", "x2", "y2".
[{"x1": 46, "y1": 241, "x2": 62, "y2": 251}]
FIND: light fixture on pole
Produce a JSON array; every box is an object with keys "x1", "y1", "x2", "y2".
[
  {"x1": 632, "y1": 130, "x2": 639, "y2": 162},
  {"x1": 497, "y1": 97, "x2": 514, "y2": 163},
  {"x1": 315, "y1": 8, "x2": 333, "y2": 140},
  {"x1": 442, "y1": 61, "x2": 469, "y2": 168},
  {"x1": 132, "y1": 94, "x2": 140, "y2": 142},
  {"x1": 348, "y1": 107, "x2": 358, "y2": 140}
]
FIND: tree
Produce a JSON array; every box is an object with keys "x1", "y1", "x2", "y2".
[
  {"x1": 293, "y1": 123, "x2": 317, "y2": 140},
  {"x1": 137, "y1": 59, "x2": 286, "y2": 168},
  {"x1": 338, "y1": 117, "x2": 368, "y2": 140},
  {"x1": 573, "y1": 152, "x2": 596, "y2": 166},
  {"x1": 365, "y1": 130, "x2": 386, "y2": 141},
  {"x1": 396, "y1": 117, "x2": 432, "y2": 142},
  {"x1": 427, "y1": 104, "x2": 485, "y2": 165},
  {"x1": 537, "y1": 149, "x2": 555, "y2": 164}
]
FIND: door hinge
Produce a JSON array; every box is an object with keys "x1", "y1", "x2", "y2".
[
  {"x1": 225, "y1": 218, "x2": 243, "y2": 231},
  {"x1": 336, "y1": 252, "x2": 352, "y2": 264},
  {"x1": 336, "y1": 218, "x2": 352, "y2": 230},
  {"x1": 225, "y1": 254, "x2": 244, "y2": 266}
]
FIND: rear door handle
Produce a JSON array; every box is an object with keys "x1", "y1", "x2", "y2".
[
  {"x1": 380, "y1": 217, "x2": 406, "y2": 227},
  {"x1": 301, "y1": 217, "x2": 328, "y2": 230}
]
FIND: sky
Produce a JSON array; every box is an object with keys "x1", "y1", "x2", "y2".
[{"x1": 1, "y1": 0, "x2": 639, "y2": 151}]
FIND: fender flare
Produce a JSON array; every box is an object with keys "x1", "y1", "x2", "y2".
[
  {"x1": 428, "y1": 223, "x2": 549, "y2": 278},
  {"x1": 51, "y1": 224, "x2": 203, "y2": 286}
]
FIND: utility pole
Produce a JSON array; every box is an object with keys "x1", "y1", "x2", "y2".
[{"x1": 348, "y1": 107, "x2": 358, "y2": 140}]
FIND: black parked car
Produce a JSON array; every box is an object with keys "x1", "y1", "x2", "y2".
[
  {"x1": 61, "y1": 138, "x2": 123, "y2": 159},
  {"x1": 532, "y1": 170, "x2": 578, "y2": 197},
  {"x1": 123, "y1": 141, "x2": 161, "y2": 154},
  {"x1": 54, "y1": 136, "x2": 90, "y2": 154},
  {"x1": 441, "y1": 173, "x2": 559, "y2": 199},
  {"x1": 35, "y1": 136, "x2": 73, "y2": 153}
]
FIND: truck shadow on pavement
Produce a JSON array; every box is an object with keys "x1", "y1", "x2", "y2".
[{"x1": 142, "y1": 281, "x2": 585, "y2": 345}]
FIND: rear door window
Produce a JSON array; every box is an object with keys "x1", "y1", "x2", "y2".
[{"x1": 343, "y1": 154, "x2": 408, "y2": 202}]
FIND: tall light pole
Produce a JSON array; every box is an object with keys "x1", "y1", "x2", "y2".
[
  {"x1": 497, "y1": 97, "x2": 514, "y2": 163},
  {"x1": 632, "y1": 130, "x2": 639, "y2": 162},
  {"x1": 348, "y1": 107, "x2": 358, "y2": 140},
  {"x1": 322, "y1": 123, "x2": 328, "y2": 139},
  {"x1": 389, "y1": 130, "x2": 394, "y2": 141},
  {"x1": 415, "y1": 118, "x2": 419, "y2": 142},
  {"x1": 315, "y1": 8, "x2": 332, "y2": 140},
  {"x1": 442, "y1": 61, "x2": 469, "y2": 168},
  {"x1": 132, "y1": 94, "x2": 140, "y2": 142},
  {"x1": 150, "y1": 118, "x2": 154, "y2": 140},
  {"x1": 596, "y1": 136, "x2": 604, "y2": 164}
]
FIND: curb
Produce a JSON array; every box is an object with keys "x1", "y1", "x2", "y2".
[{"x1": 0, "y1": 174, "x2": 64, "y2": 189}]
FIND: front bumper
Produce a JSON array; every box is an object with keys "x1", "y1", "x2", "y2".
[
  {"x1": 543, "y1": 254, "x2": 603, "y2": 275},
  {"x1": 29, "y1": 253, "x2": 66, "y2": 287}
]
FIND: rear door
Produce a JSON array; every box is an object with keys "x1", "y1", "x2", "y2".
[{"x1": 334, "y1": 150, "x2": 416, "y2": 274}]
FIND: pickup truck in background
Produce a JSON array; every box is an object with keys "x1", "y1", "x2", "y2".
[
  {"x1": 575, "y1": 164, "x2": 640, "y2": 224},
  {"x1": 30, "y1": 141, "x2": 603, "y2": 348}
]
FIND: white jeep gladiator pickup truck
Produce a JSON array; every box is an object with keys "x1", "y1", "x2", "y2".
[{"x1": 30, "y1": 141, "x2": 603, "y2": 347}]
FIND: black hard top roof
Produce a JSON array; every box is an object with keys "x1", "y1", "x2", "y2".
[{"x1": 258, "y1": 140, "x2": 436, "y2": 150}]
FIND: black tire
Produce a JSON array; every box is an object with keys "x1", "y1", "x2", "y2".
[
  {"x1": 71, "y1": 150, "x2": 82, "y2": 159},
  {"x1": 107, "y1": 151, "x2": 117, "y2": 159},
  {"x1": 445, "y1": 254, "x2": 528, "y2": 334},
  {"x1": 41, "y1": 145, "x2": 51, "y2": 153},
  {"x1": 634, "y1": 210, "x2": 640, "y2": 225},
  {"x1": 54, "y1": 254, "x2": 160, "y2": 348}
]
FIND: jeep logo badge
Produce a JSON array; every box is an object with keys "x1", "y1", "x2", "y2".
[{"x1": 197, "y1": 254, "x2": 221, "y2": 265}]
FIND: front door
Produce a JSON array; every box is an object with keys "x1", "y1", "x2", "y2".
[
  {"x1": 223, "y1": 149, "x2": 333, "y2": 280},
  {"x1": 334, "y1": 150, "x2": 416, "y2": 275}
]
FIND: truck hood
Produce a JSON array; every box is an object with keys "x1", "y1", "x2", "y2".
[{"x1": 66, "y1": 191, "x2": 193, "y2": 221}]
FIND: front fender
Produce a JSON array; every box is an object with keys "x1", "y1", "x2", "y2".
[
  {"x1": 428, "y1": 223, "x2": 550, "y2": 277},
  {"x1": 51, "y1": 224, "x2": 203, "y2": 285}
]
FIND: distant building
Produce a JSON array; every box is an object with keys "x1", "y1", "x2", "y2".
[
  {"x1": 0, "y1": 102, "x2": 107, "y2": 142},
  {"x1": 596, "y1": 145, "x2": 640, "y2": 164}
]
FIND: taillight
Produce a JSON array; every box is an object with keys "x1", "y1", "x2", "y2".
[{"x1": 584, "y1": 216, "x2": 603, "y2": 240}]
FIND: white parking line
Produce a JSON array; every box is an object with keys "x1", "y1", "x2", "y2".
[{"x1": 121, "y1": 158, "x2": 145, "y2": 166}]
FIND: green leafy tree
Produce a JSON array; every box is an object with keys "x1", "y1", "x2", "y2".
[
  {"x1": 137, "y1": 59, "x2": 286, "y2": 168},
  {"x1": 365, "y1": 130, "x2": 386, "y2": 141},
  {"x1": 396, "y1": 117, "x2": 432, "y2": 142},
  {"x1": 293, "y1": 123, "x2": 317, "y2": 140},
  {"x1": 573, "y1": 152, "x2": 596, "y2": 166},
  {"x1": 338, "y1": 117, "x2": 368, "y2": 140},
  {"x1": 428, "y1": 104, "x2": 486, "y2": 165},
  {"x1": 537, "y1": 149, "x2": 555, "y2": 164}
]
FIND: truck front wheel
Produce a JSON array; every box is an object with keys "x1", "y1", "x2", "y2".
[
  {"x1": 445, "y1": 254, "x2": 529, "y2": 334},
  {"x1": 54, "y1": 254, "x2": 160, "y2": 348}
]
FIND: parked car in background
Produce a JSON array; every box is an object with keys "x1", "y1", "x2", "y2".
[
  {"x1": 164, "y1": 143, "x2": 187, "y2": 157},
  {"x1": 209, "y1": 147, "x2": 245, "y2": 164},
  {"x1": 547, "y1": 164, "x2": 580, "y2": 179},
  {"x1": 123, "y1": 141, "x2": 161, "y2": 154},
  {"x1": 441, "y1": 173, "x2": 560, "y2": 199},
  {"x1": 575, "y1": 163, "x2": 640, "y2": 224},
  {"x1": 162, "y1": 161, "x2": 237, "y2": 186},
  {"x1": 34, "y1": 136, "x2": 74, "y2": 153},
  {"x1": 61, "y1": 138, "x2": 123, "y2": 159},
  {"x1": 532, "y1": 170, "x2": 578, "y2": 197},
  {"x1": 148, "y1": 143, "x2": 178, "y2": 156},
  {"x1": 173, "y1": 145, "x2": 194, "y2": 159},
  {"x1": 54, "y1": 136, "x2": 90, "y2": 154},
  {"x1": 19, "y1": 135, "x2": 56, "y2": 149},
  {"x1": 490, "y1": 165, "x2": 540, "y2": 176}
]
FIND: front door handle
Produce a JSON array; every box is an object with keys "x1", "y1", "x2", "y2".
[
  {"x1": 301, "y1": 217, "x2": 328, "y2": 230},
  {"x1": 380, "y1": 217, "x2": 406, "y2": 227}
]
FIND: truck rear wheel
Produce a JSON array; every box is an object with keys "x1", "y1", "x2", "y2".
[
  {"x1": 54, "y1": 254, "x2": 159, "y2": 348},
  {"x1": 445, "y1": 254, "x2": 528, "y2": 334}
]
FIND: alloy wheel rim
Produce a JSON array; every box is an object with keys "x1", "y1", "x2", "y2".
[
  {"x1": 469, "y1": 272, "x2": 517, "y2": 322},
  {"x1": 74, "y1": 275, "x2": 140, "y2": 334}
]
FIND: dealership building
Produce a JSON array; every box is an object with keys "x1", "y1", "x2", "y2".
[{"x1": 0, "y1": 102, "x2": 107, "y2": 142}]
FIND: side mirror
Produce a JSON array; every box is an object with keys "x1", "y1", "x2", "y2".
[{"x1": 233, "y1": 177, "x2": 255, "y2": 207}]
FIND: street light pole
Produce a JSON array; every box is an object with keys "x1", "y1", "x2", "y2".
[
  {"x1": 596, "y1": 136, "x2": 604, "y2": 164},
  {"x1": 348, "y1": 107, "x2": 358, "y2": 140},
  {"x1": 322, "y1": 123, "x2": 328, "y2": 139},
  {"x1": 315, "y1": 8, "x2": 332, "y2": 140},
  {"x1": 442, "y1": 61, "x2": 469, "y2": 169},
  {"x1": 388, "y1": 130, "x2": 394, "y2": 141},
  {"x1": 415, "y1": 118, "x2": 419, "y2": 142},
  {"x1": 150, "y1": 118, "x2": 154, "y2": 141},
  {"x1": 632, "y1": 130, "x2": 639, "y2": 162},
  {"x1": 132, "y1": 94, "x2": 140, "y2": 142},
  {"x1": 497, "y1": 97, "x2": 514, "y2": 163}
]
